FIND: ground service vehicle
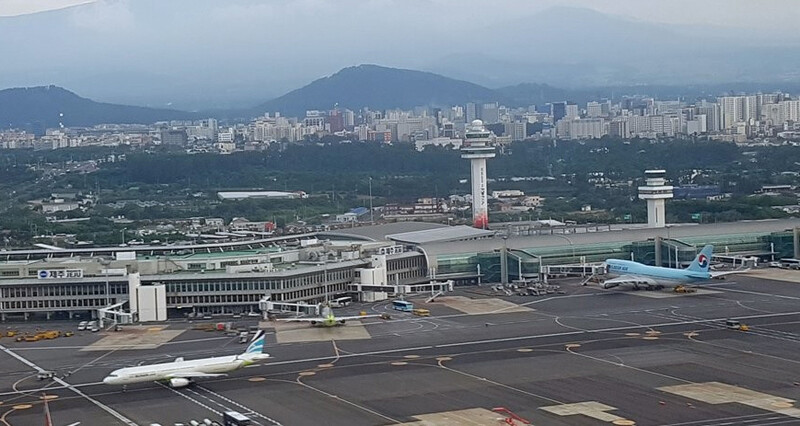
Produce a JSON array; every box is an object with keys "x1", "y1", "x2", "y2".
[
  {"x1": 392, "y1": 300, "x2": 413, "y2": 312},
  {"x1": 412, "y1": 308, "x2": 431, "y2": 317},
  {"x1": 726, "y1": 319, "x2": 741, "y2": 329},
  {"x1": 780, "y1": 259, "x2": 800, "y2": 270},
  {"x1": 330, "y1": 297, "x2": 352, "y2": 308},
  {"x1": 223, "y1": 411, "x2": 251, "y2": 425}
]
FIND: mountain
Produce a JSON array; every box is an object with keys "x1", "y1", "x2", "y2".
[
  {"x1": 0, "y1": 86, "x2": 196, "y2": 129},
  {"x1": 3, "y1": 4, "x2": 800, "y2": 109},
  {"x1": 252, "y1": 65, "x2": 503, "y2": 116},
  {"x1": 427, "y1": 7, "x2": 800, "y2": 89}
]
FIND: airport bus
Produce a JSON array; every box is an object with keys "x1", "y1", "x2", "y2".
[
  {"x1": 392, "y1": 300, "x2": 413, "y2": 312},
  {"x1": 780, "y1": 258, "x2": 800, "y2": 270},
  {"x1": 329, "y1": 297, "x2": 352, "y2": 308}
]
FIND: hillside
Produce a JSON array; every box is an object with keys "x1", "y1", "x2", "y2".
[
  {"x1": 0, "y1": 86, "x2": 196, "y2": 129},
  {"x1": 252, "y1": 64, "x2": 503, "y2": 116}
]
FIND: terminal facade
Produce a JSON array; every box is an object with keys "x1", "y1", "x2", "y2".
[{"x1": 0, "y1": 220, "x2": 798, "y2": 321}]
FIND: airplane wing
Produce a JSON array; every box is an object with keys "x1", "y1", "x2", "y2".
[
  {"x1": 710, "y1": 268, "x2": 751, "y2": 279},
  {"x1": 601, "y1": 274, "x2": 659, "y2": 289},
  {"x1": 275, "y1": 317, "x2": 325, "y2": 322},
  {"x1": 334, "y1": 314, "x2": 382, "y2": 321},
  {"x1": 167, "y1": 372, "x2": 227, "y2": 379}
]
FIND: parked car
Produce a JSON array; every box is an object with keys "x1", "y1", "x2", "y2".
[{"x1": 78, "y1": 321, "x2": 88, "y2": 331}]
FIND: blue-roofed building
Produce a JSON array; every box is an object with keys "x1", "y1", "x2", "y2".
[{"x1": 673, "y1": 185, "x2": 722, "y2": 200}]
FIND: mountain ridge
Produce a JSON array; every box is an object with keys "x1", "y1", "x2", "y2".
[
  {"x1": 5, "y1": 66, "x2": 800, "y2": 129},
  {"x1": 0, "y1": 85, "x2": 197, "y2": 129}
]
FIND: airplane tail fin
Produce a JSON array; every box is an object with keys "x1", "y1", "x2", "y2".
[
  {"x1": 686, "y1": 245, "x2": 713, "y2": 273},
  {"x1": 245, "y1": 329, "x2": 266, "y2": 354}
]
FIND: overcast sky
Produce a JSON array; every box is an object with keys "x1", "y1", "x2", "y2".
[
  {"x1": 2, "y1": 0, "x2": 799, "y2": 109},
  {"x1": 2, "y1": 0, "x2": 799, "y2": 27}
]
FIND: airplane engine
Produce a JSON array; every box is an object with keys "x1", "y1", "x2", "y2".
[
  {"x1": 602, "y1": 281, "x2": 620, "y2": 289},
  {"x1": 310, "y1": 321, "x2": 317, "y2": 325},
  {"x1": 169, "y1": 378, "x2": 191, "y2": 388},
  {"x1": 339, "y1": 319, "x2": 346, "y2": 324}
]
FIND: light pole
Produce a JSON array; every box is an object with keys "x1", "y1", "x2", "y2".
[
  {"x1": 552, "y1": 233, "x2": 575, "y2": 263},
  {"x1": 368, "y1": 177, "x2": 374, "y2": 223},
  {"x1": 120, "y1": 228, "x2": 127, "y2": 245},
  {"x1": 99, "y1": 258, "x2": 111, "y2": 307}
]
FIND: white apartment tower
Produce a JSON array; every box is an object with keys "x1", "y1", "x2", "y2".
[
  {"x1": 638, "y1": 170, "x2": 673, "y2": 228},
  {"x1": 461, "y1": 120, "x2": 495, "y2": 229}
]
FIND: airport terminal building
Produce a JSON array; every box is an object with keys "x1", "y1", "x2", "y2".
[{"x1": 0, "y1": 219, "x2": 798, "y2": 321}]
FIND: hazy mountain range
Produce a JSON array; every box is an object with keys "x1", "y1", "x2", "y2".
[
  {"x1": 1, "y1": 2, "x2": 799, "y2": 110},
  {"x1": 4, "y1": 64, "x2": 800, "y2": 129}
]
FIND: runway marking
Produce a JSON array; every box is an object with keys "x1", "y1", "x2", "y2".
[
  {"x1": 294, "y1": 373, "x2": 400, "y2": 423},
  {"x1": 0, "y1": 343, "x2": 137, "y2": 426},
  {"x1": 157, "y1": 382, "x2": 223, "y2": 418},
  {"x1": 659, "y1": 382, "x2": 800, "y2": 419},
  {"x1": 540, "y1": 401, "x2": 628, "y2": 422},
  {"x1": 713, "y1": 287, "x2": 800, "y2": 301},
  {"x1": 659, "y1": 412, "x2": 793, "y2": 426},
  {"x1": 393, "y1": 407, "x2": 507, "y2": 425},
  {"x1": 436, "y1": 358, "x2": 563, "y2": 404},
  {"x1": 243, "y1": 310, "x2": 800, "y2": 371},
  {"x1": 565, "y1": 344, "x2": 693, "y2": 385},
  {"x1": 195, "y1": 385, "x2": 282, "y2": 426}
]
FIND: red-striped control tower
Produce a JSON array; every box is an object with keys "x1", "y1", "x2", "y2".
[{"x1": 461, "y1": 120, "x2": 495, "y2": 229}]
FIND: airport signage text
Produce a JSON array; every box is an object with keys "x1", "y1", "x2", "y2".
[{"x1": 37, "y1": 269, "x2": 84, "y2": 279}]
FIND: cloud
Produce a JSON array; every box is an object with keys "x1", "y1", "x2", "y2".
[
  {"x1": 0, "y1": 0, "x2": 96, "y2": 17},
  {"x1": 68, "y1": 0, "x2": 134, "y2": 32}
]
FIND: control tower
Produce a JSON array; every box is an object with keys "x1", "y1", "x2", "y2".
[
  {"x1": 638, "y1": 169, "x2": 673, "y2": 228},
  {"x1": 461, "y1": 120, "x2": 495, "y2": 229}
]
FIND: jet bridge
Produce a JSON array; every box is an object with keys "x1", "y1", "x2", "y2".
[
  {"x1": 97, "y1": 300, "x2": 134, "y2": 326},
  {"x1": 259, "y1": 298, "x2": 320, "y2": 316}
]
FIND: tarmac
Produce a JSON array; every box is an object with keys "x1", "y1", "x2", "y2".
[{"x1": 2, "y1": 273, "x2": 800, "y2": 426}]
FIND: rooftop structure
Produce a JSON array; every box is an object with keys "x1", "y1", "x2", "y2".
[{"x1": 216, "y1": 191, "x2": 307, "y2": 201}]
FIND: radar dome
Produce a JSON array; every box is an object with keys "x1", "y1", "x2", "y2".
[{"x1": 471, "y1": 119, "x2": 483, "y2": 127}]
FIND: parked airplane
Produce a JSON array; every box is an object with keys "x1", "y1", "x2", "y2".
[
  {"x1": 102, "y1": 330, "x2": 269, "y2": 388},
  {"x1": 601, "y1": 245, "x2": 748, "y2": 290},
  {"x1": 277, "y1": 305, "x2": 381, "y2": 327}
]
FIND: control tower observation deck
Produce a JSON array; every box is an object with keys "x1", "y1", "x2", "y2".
[
  {"x1": 638, "y1": 169, "x2": 673, "y2": 228},
  {"x1": 460, "y1": 120, "x2": 496, "y2": 229}
]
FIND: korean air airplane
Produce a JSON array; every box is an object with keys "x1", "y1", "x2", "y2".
[
  {"x1": 602, "y1": 245, "x2": 747, "y2": 290},
  {"x1": 103, "y1": 330, "x2": 269, "y2": 388}
]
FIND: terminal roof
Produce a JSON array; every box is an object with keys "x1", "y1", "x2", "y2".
[
  {"x1": 320, "y1": 222, "x2": 447, "y2": 242},
  {"x1": 419, "y1": 219, "x2": 800, "y2": 257},
  {"x1": 386, "y1": 225, "x2": 495, "y2": 245}
]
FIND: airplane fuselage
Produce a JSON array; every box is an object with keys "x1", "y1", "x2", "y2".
[
  {"x1": 103, "y1": 355, "x2": 245, "y2": 385},
  {"x1": 606, "y1": 259, "x2": 711, "y2": 286}
]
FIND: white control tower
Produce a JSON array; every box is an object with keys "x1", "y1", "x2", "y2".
[
  {"x1": 638, "y1": 169, "x2": 673, "y2": 228},
  {"x1": 461, "y1": 120, "x2": 495, "y2": 229}
]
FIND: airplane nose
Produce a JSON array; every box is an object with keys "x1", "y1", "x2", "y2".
[{"x1": 103, "y1": 376, "x2": 113, "y2": 385}]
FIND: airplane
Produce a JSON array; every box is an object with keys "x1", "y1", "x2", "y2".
[
  {"x1": 276, "y1": 304, "x2": 383, "y2": 327},
  {"x1": 600, "y1": 245, "x2": 749, "y2": 290},
  {"x1": 102, "y1": 330, "x2": 269, "y2": 388}
]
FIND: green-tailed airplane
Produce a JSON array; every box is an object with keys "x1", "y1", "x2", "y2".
[{"x1": 277, "y1": 305, "x2": 382, "y2": 327}]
